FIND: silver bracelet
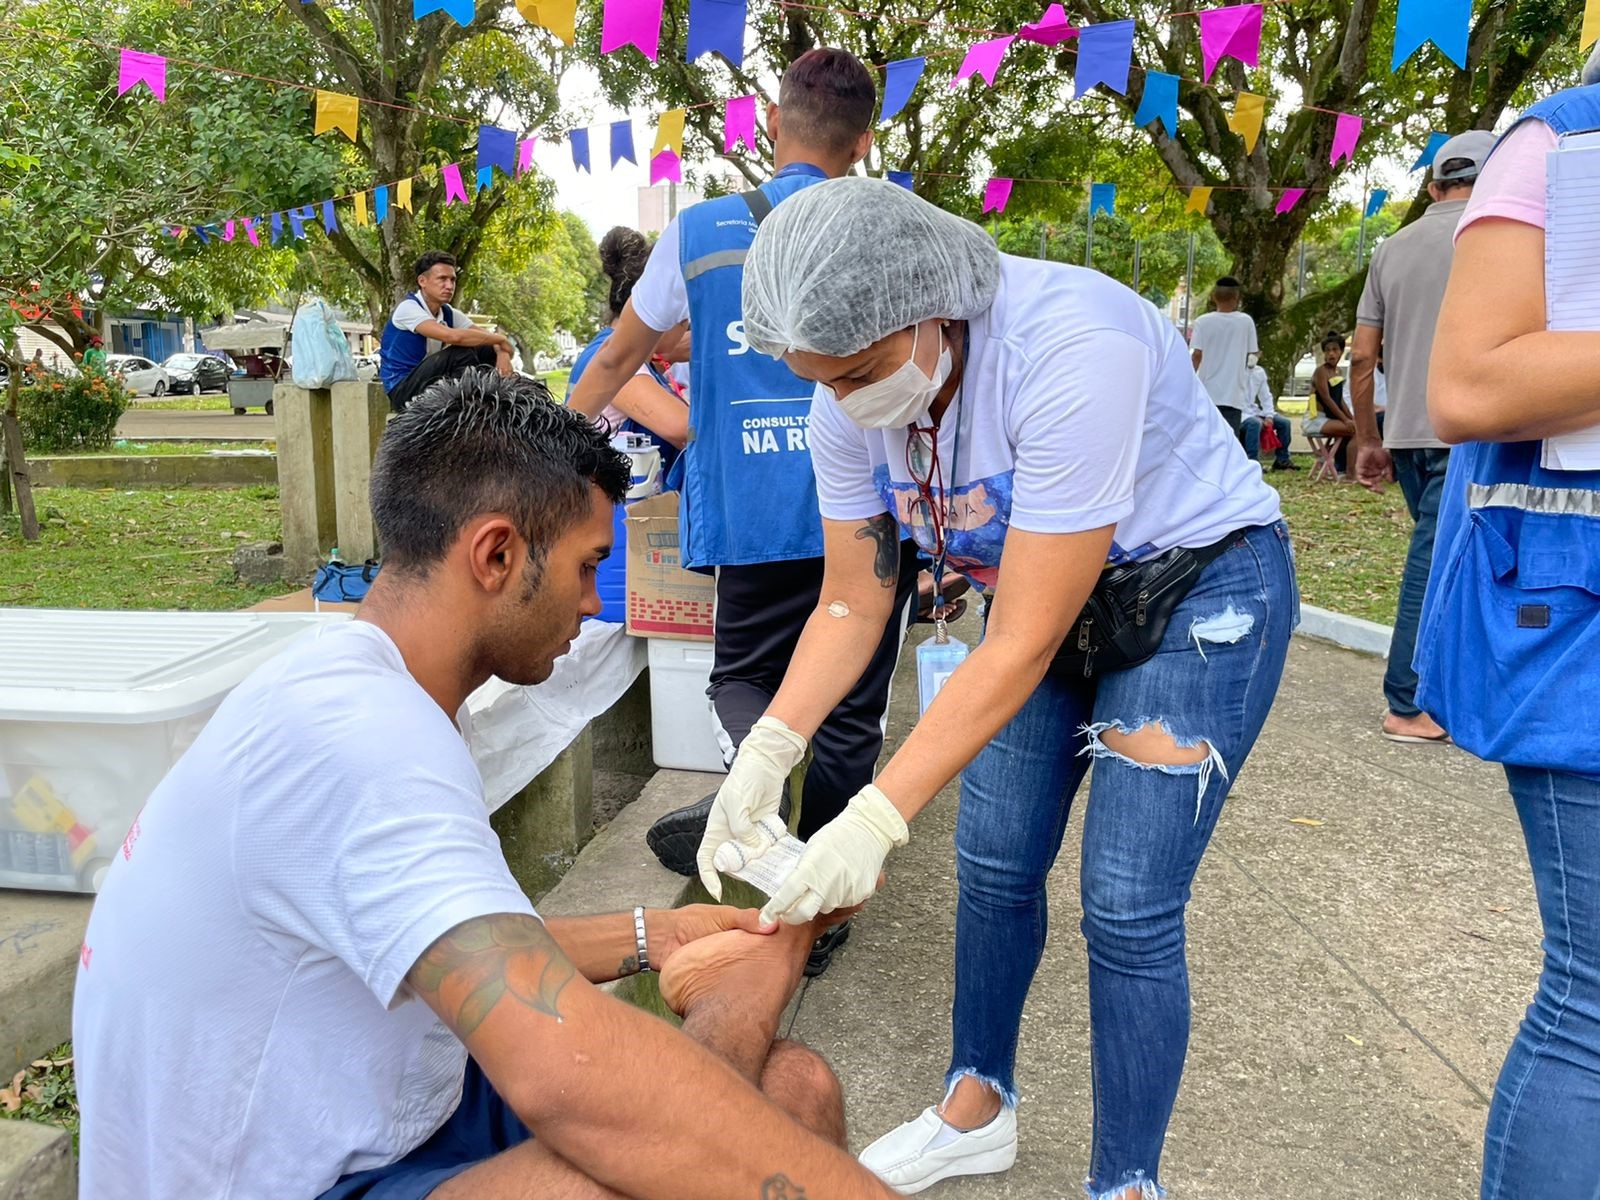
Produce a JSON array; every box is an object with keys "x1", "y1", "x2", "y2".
[{"x1": 633, "y1": 905, "x2": 651, "y2": 972}]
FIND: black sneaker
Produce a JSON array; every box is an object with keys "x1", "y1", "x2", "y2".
[
  {"x1": 1272, "y1": 460, "x2": 1301, "y2": 471},
  {"x1": 804, "y1": 919, "x2": 851, "y2": 978},
  {"x1": 646, "y1": 784, "x2": 792, "y2": 877}
]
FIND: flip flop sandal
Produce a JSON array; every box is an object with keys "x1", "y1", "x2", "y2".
[{"x1": 1381, "y1": 730, "x2": 1453, "y2": 745}]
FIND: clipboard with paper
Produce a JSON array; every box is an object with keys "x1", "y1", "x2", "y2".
[{"x1": 1540, "y1": 131, "x2": 1600, "y2": 469}]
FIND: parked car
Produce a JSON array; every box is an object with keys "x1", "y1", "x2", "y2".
[
  {"x1": 162, "y1": 352, "x2": 232, "y2": 395},
  {"x1": 106, "y1": 354, "x2": 170, "y2": 396},
  {"x1": 353, "y1": 353, "x2": 381, "y2": 383}
]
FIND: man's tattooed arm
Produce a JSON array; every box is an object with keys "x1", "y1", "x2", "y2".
[
  {"x1": 854, "y1": 512, "x2": 900, "y2": 588},
  {"x1": 408, "y1": 913, "x2": 577, "y2": 1037}
]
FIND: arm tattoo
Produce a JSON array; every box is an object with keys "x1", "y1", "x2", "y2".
[
  {"x1": 618, "y1": 954, "x2": 640, "y2": 977},
  {"x1": 854, "y1": 513, "x2": 900, "y2": 588},
  {"x1": 410, "y1": 914, "x2": 577, "y2": 1037},
  {"x1": 760, "y1": 1176, "x2": 807, "y2": 1199}
]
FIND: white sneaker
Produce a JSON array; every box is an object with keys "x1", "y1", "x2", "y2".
[{"x1": 858, "y1": 1105, "x2": 1018, "y2": 1194}]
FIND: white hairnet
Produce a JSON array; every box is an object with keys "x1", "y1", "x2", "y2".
[{"x1": 742, "y1": 176, "x2": 1002, "y2": 359}]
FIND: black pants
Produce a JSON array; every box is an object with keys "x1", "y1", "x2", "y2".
[
  {"x1": 386, "y1": 345, "x2": 497, "y2": 412},
  {"x1": 1217, "y1": 405, "x2": 1242, "y2": 435},
  {"x1": 710, "y1": 543, "x2": 919, "y2": 840}
]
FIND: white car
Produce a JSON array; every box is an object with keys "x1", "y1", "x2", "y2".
[
  {"x1": 353, "y1": 353, "x2": 381, "y2": 383},
  {"x1": 106, "y1": 354, "x2": 171, "y2": 396}
]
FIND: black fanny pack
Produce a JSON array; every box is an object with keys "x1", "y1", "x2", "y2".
[{"x1": 1050, "y1": 527, "x2": 1253, "y2": 680}]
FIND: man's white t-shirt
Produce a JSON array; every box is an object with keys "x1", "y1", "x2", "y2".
[
  {"x1": 629, "y1": 217, "x2": 689, "y2": 333},
  {"x1": 73, "y1": 621, "x2": 536, "y2": 1199},
  {"x1": 809, "y1": 256, "x2": 1281, "y2": 587},
  {"x1": 1243, "y1": 365, "x2": 1277, "y2": 421},
  {"x1": 1190, "y1": 309, "x2": 1259, "y2": 411},
  {"x1": 389, "y1": 294, "x2": 466, "y2": 359}
]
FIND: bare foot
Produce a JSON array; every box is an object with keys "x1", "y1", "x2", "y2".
[
  {"x1": 659, "y1": 908, "x2": 853, "y2": 1018},
  {"x1": 1382, "y1": 711, "x2": 1448, "y2": 742}
]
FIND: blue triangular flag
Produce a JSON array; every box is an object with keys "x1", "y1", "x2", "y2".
[
  {"x1": 1391, "y1": 0, "x2": 1470, "y2": 70},
  {"x1": 288, "y1": 208, "x2": 307, "y2": 240},
  {"x1": 1075, "y1": 20, "x2": 1135, "y2": 97},
  {"x1": 1411, "y1": 131, "x2": 1450, "y2": 171},
  {"x1": 1365, "y1": 189, "x2": 1388, "y2": 217},
  {"x1": 374, "y1": 185, "x2": 389, "y2": 224},
  {"x1": 610, "y1": 120, "x2": 635, "y2": 167},
  {"x1": 888, "y1": 170, "x2": 914, "y2": 190},
  {"x1": 478, "y1": 124, "x2": 517, "y2": 177},
  {"x1": 475, "y1": 165, "x2": 493, "y2": 192},
  {"x1": 413, "y1": 0, "x2": 475, "y2": 25},
  {"x1": 322, "y1": 200, "x2": 338, "y2": 234},
  {"x1": 1090, "y1": 182, "x2": 1116, "y2": 217},
  {"x1": 880, "y1": 57, "x2": 926, "y2": 123},
  {"x1": 1133, "y1": 70, "x2": 1179, "y2": 136},
  {"x1": 192, "y1": 224, "x2": 211, "y2": 245},
  {"x1": 571, "y1": 128, "x2": 591, "y2": 173},
  {"x1": 270, "y1": 212, "x2": 284, "y2": 245},
  {"x1": 686, "y1": 0, "x2": 746, "y2": 67}
]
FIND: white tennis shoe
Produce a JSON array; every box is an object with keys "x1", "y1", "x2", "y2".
[{"x1": 858, "y1": 1105, "x2": 1018, "y2": 1194}]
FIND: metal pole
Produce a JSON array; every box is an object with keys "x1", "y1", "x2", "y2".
[
  {"x1": 1356, "y1": 202, "x2": 1369, "y2": 271},
  {"x1": 1132, "y1": 239, "x2": 1142, "y2": 292},
  {"x1": 1297, "y1": 239, "x2": 1307, "y2": 301},
  {"x1": 668, "y1": 180, "x2": 678, "y2": 221},
  {"x1": 1085, "y1": 207, "x2": 1094, "y2": 269},
  {"x1": 1039, "y1": 221, "x2": 1048, "y2": 260},
  {"x1": 1183, "y1": 232, "x2": 1195, "y2": 337}
]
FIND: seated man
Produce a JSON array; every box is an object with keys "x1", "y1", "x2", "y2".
[
  {"x1": 73, "y1": 370, "x2": 899, "y2": 1200},
  {"x1": 1240, "y1": 354, "x2": 1296, "y2": 471},
  {"x1": 380, "y1": 250, "x2": 514, "y2": 411}
]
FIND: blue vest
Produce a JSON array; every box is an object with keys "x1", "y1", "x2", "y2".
[
  {"x1": 675, "y1": 163, "x2": 829, "y2": 569},
  {"x1": 1415, "y1": 84, "x2": 1600, "y2": 775},
  {"x1": 566, "y1": 326, "x2": 682, "y2": 476},
  {"x1": 378, "y1": 293, "x2": 461, "y2": 392}
]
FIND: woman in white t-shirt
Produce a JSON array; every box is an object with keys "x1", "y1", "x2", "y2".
[{"x1": 693, "y1": 177, "x2": 1298, "y2": 1198}]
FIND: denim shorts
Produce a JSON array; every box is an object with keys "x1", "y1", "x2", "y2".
[{"x1": 315, "y1": 1060, "x2": 530, "y2": 1200}]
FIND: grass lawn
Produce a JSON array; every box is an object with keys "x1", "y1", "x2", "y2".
[
  {"x1": 126, "y1": 395, "x2": 235, "y2": 412},
  {"x1": 47, "y1": 440, "x2": 273, "y2": 457},
  {"x1": 0, "y1": 485, "x2": 295, "y2": 610},
  {"x1": 1265, "y1": 457, "x2": 1413, "y2": 625},
  {"x1": 541, "y1": 368, "x2": 571, "y2": 400}
]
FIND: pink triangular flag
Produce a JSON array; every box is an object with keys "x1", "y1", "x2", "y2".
[
  {"x1": 601, "y1": 0, "x2": 664, "y2": 61},
  {"x1": 1275, "y1": 187, "x2": 1307, "y2": 214},
  {"x1": 244, "y1": 217, "x2": 260, "y2": 247},
  {"x1": 222, "y1": 220, "x2": 237, "y2": 243},
  {"x1": 117, "y1": 49, "x2": 167, "y2": 101},
  {"x1": 649, "y1": 149, "x2": 682, "y2": 185},
  {"x1": 517, "y1": 137, "x2": 537, "y2": 175},
  {"x1": 1198, "y1": 4, "x2": 1263, "y2": 80},
  {"x1": 442, "y1": 162, "x2": 469, "y2": 205},
  {"x1": 981, "y1": 177, "x2": 1014, "y2": 214},
  {"x1": 1330, "y1": 113, "x2": 1363, "y2": 166},
  {"x1": 950, "y1": 35, "x2": 1015, "y2": 88},
  {"x1": 724, "y1": 94, "x2": 758, "y2": 154},
  {"x1": 1019, "y1": 3, "x2": 1077, "y2": 45}
]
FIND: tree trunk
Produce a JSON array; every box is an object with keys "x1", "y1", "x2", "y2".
[
  {"x1": 3, "y1": 367, "x2": 39, "y2": 542},
  {"x1": 1257, "y1": 272, "x2": 1368, "y2": 395}
]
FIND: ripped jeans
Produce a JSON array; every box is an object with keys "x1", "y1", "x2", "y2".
[{"x1": 949, "y1": 521, "x2": 1297, "y2": 1199}]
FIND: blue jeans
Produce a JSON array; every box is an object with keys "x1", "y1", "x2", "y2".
[
  {"x1": 1482, "y1": 766, "x2": 1600, "y2": 1198},
  {"x1": 1241, "y1": 416, "x2": 1292, "y2": 467},
  {"x1": 1384, "y1": 448, "x2": 1450, "y2": 717},
  {"x1": 949, "y1": 522, "x2": 1298, "y2": 1200}
]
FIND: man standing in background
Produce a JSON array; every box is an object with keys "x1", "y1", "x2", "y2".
[{"x1": 1190, "y1": 276, "x2": 1258, "y2": 434}]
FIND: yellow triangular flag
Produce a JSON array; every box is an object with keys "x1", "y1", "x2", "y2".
[
  {"x1": 352, "y1": 192, "x2": 370, "y2": 227},
  {"x1": 1185, "y1": 186, "x2": 1213, "y2": 214},
  {"x1": 1584, "y1": 0, "x2": 1600, "y2": 49},
  {"x1": 396, "y1": 178, "x2": 413, "y2": 212},
  {"x1": 314, "y1": 90, "x2": 359, "y2": 141},
  {"x1": 653, "y1": 109, "x2": 686, "y2": 157},
  {"x1": 515, "y1": 0, "x2": 576, "y2": 43},
  {"x1": 1228, "y1": 92, "x2": 1265, "y2": 155}
]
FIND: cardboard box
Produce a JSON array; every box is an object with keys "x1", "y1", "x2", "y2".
[{"x1": 625, "y1": 491, "x2": 715, "y2": 642}]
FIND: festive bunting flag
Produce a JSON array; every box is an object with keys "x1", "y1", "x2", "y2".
[
  {"x1": 352, "y1": 193, "x2": 370, "y2": 227},
  {"x1": 724, "y1": 95, "x2": 758, "y2": 152},
  {"x1": 223, "y1": 220, "x2": 236, "y2": 243},
  {"x1": 981, "y1": 177, "x2": 1013, "y2": 214},
  {"x1": 1185, "y1": 186, "x2": 1213, "y2": 214},
  {"x1": 1275, "y1": 188, "x2": 1306, "y2": 214},
  {"x1": 610, "y1": 120, "x2": 636, "y2": 166},
  {"x1": 650, "y1": 149, "x2": 682, "y2": 185},
  {"x1": 374, "y1": 185, "x2": 389, "y2": 224},
  {"x1": 1198, "y1": 3, "x2": 1263, "y2": 80},
  {"x1": 1330, "y1": 113, "x2": 1363, "y2": 165},
  {"x1": 322, "y1": 200, "x2": 338, "y2": 233},
  {"x1": 116, "y1": 49, "x2": 167, "y2": 101},
  {"x1": 1365, "y1": 189, "x2": 1388, "y2": 217},
  {"x1": 475, "y1": 165, "x2": 493, "y2": 192},
  {"x1": 570, "y1": 128, "x2": 591, "y2": 173},
  {"x1": 478, "y1": 124, "x2": 517, "y2": 176},
  {"x1": 1228, "y1": 91, "x2": 1266, "y2": 153},
  {"x1": 654, "y1": 109, "x2": 686, "y2": 156},
  {"x1": 1075, "y1": 20, "x2": 1134, "y2": 97},
  {"x1": 1019, "y1": 3, "x2": 1076, "y2": 46},
  {"x1": 193, "y1": 225, "x2": 211, "y2": 245},
  {"x1": 888, "y1": 170, "x2": 914, "y2": 190},
  {"x1": 686, "y1": 0, "x2": 747, "y2": 66},
  {"x1": 288, "y1": 209, "x2": 306, "y2": 239},
  {"x1": 517, "y1": 138, "x2": 537, "y2": 175},
  {"x1": 414, "y1": 0, "x2": 475, "y2": 24},
  {"x1": 601, "y1": 0, "x2": 664, "y2": 61},
  {"x1": 951, "y1": 35, "x2": 1014, "y2": 88},
  {"x1": 881, "y1": 57, "x2": 925, "y2": 121},
  {"x1": 1133, "y1": 71, "x2": 1180, "y2": 135},
  {"x1": 515, "y1": 0, "x2": 576, "y2": 43},
  {"x1": 314, "y1": 90, "x2": 359, "y2": 140},
  {"x1": 1391, "y1": 0, "x2": 1470, "y2": 69},
  {"x1": 1090, "y1": 182, "x2": 1116, "y2": 216},
  {"x1": 442, "y1": 162, "x2": 469, "y2": 204},
  {"x1": 244, "y1": 217, "x2": 260, "y2": 247},
  {"x1": 396, "y1": 178, "x2": 414, "y2": 211},
  {"x1": 271, "y1": 212, "x2": 284, "y2": 244},
  {"x1": 1410, "y1": 131, "x2": 1450, "y2": 170},
  {"x1": 1586, "y1": 0, "x2": 1600, "y2": 49}
]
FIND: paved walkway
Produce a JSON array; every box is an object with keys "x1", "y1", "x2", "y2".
[
  {"x1": 117, "y1": 406, "x2": 275, "y2": 440},
  {"x1": 786, "y1": 616, "x2": 1534, "y2": 1198}
]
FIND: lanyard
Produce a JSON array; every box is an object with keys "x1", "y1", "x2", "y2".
[{"x1": 909, "y1": 326, "x2": 967, "y2": 639}]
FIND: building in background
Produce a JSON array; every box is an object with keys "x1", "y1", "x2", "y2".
[{"x1": 637, "y1": 183, "x2": 705, "y2": 235}]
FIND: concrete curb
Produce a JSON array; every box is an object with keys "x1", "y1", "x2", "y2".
[
  {"x1": 0, "y1": 893, "x2": 92, "y2": 1080},
  {"x1": 30, "y1": 454, "x2": 275, "y2": 490},
  {"x1": 0, "y1": 1119, "x2": 74, "y2": 1199},
  {"x1": 1297, "y1": 603, "x2": 1394, "y2": 659}
]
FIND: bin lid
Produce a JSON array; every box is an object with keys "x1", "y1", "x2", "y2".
[{"x1": 0, "y1": 609, "x2": 351, "y2": 722}]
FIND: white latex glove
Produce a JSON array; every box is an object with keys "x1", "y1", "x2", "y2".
[
  {"x1": 696, "y1": 715, "x2": 808, "y2": 899},
  {"x1": 759, "y1": 784, "x2": 909, "y2": 925}
]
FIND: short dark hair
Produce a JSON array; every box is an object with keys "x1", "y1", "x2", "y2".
[
  {"x1": 1433, "y1": 159, "x2": 1478, "y2": 192},
  {"x1": 1322, "y1": 330, "x2": 1346, "y2": 351},
  {"x1": 414, "y1": 250, "x2": 457, "y2": 280},
  {"x1": 776, "y1": 48, "x2": 876, "y2": 156},
  {"x1": 1214, "y1": 275, "x2": 1241, "y2": 292},
  {"x1": 370, "y1": 369, "x2": 629, "y2": 577}
]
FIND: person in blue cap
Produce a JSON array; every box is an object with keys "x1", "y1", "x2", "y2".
[{"x1": 568, "y1": 48, "x2": 919, "y2": 978}]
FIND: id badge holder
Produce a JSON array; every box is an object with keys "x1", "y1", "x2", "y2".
[{"x1": 917, "y1": 613, "x2": 968, "y2": 715}]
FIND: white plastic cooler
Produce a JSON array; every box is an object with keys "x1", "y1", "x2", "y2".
[{"x1": 0, "y1": 609, "x2": 346, "y2": 893}]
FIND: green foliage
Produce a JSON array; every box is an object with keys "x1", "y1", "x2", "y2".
[
  {"x1": 471, "y1": 212, "x2": 606, "y2": 354},
  {"x1": 17, "y1": 366, "x2": 130, "y2": 453},
  {"x1": 0, "y1": 1046, "x2": 78, "y2": 1152}
]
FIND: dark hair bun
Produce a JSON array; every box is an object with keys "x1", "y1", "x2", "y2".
[{"x1": 597, "y1": 227, "x2": 651, "y2": 319}]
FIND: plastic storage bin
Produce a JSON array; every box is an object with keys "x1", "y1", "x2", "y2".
[
  {"x1": 0, "y1": 609, "x2": 348, "y2": 893},
  {"x1": 646, "y1": 638, "x2": 728, "y2": 774}
]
